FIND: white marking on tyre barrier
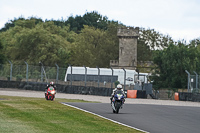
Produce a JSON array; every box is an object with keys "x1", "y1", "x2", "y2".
[{"x1": 61, "y1": 103, "x2": 149, "y2": 133}]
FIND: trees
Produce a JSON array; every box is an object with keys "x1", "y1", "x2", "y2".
[
  {"x1": 137, "y1": 28, "x2": 174, "y2": 62},
  {"x1": 0, "y1": 17, "x2": 43, "y2": 33},
  {"x1": 0, "y1": 20, "x2": 74, "y2": 66},
  {"x1": 65, "y1": 11, "x2": 116, "y2": 33},
  {"x1": 151, "y1": 40, "x2": 200, "y2": 89},
  {"x1": 0, "y1": 40, "x2": 5, "y2": 64},
  {"x1": 69, "y1": 25, "x2": 118, "y2": 67},
  {"x1": 0, "y1": 14, "x2": 120, "y2": 67}
]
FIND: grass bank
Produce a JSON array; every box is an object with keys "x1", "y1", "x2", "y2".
[{"x1": 0, "y1": 95, "x2": 143, "y2": 133}]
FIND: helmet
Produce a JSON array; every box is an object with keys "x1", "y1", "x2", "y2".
[
  {"x1": 117, "y1": 84, "x2": 122, "y2": 90},
  {"x1": 50, "y1": 81, "x2": 54, "y2": 86}
]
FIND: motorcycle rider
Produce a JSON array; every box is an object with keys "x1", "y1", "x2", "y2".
[
  {"x1": 45, "y1": 81, "x2": 57, "y2": 97},
  {"x1": 110, "y1": 84, "x2": 126, "y2": 105}
]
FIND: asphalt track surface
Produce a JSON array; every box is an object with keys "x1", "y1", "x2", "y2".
[
  {"x1": 1, "y1": 88, "x2": 200, "y2": 133},
  {"x1": 63, "y1": 102, "x2": 200, "y2": 133}
]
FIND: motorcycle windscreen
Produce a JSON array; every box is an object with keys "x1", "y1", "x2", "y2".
[
  {"x1": 115, "y1": 90, "x2": 123, "y2": 95},
  {"x1": 48, "y1": 87, "x2": 54, "y2": 91}
]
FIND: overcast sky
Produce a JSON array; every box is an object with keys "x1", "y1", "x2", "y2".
[{"x1": 0, "y1": 0, "x2": 200, "y2": 43}]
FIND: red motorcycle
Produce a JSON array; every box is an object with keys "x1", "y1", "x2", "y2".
[{"x1": 45, "y1": 86, "x2": 56, "y2": 101}]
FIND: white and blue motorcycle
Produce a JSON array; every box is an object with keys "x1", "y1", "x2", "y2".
[{"x1": 111, "y1": 90, "x2": 125, "y2": 114}]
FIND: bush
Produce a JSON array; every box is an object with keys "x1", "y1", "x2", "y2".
[
  {"x1": 115, "y1": 81, "x2": 120, "y2": 87},
  {"x1": 16, "y1": 75, "x2": 23, "y2": 81}
]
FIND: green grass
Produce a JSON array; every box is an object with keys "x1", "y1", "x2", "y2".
[{"x1": 0, "y1": 95, "x2": 143, "y2": 133}]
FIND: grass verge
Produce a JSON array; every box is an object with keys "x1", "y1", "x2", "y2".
[{"x1": 0, "y1": 95, "x2": 143, "y2": 133}]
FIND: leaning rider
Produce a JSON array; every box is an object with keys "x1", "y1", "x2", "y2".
[
  {"x1": 110, "y1": 84, "x2": 126, "y2": 104},
  {"x1": 45, "y1": 81, "x2": 57, "y2": 96}
]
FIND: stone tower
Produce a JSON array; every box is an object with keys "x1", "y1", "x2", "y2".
[{"x1": 110, "y1": 27, "x2": 139, "y2": 69}]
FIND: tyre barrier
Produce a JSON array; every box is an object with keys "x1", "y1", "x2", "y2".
[
  {"x1": 0, "y1": 80, "x2": 113, "y2": 96},
  {"x1": 137, "y1": 90, "x2": 147, "y2": 98},
  {"x1": 174, "y1": 92, "x2": 179, "y2": 101},
  {"x1": 177, "y1": 92, "x2": 200, "y2": 102},
  {"x1": 127, "y1": 90, "x2": 137, "y2": 98},
  {"x1": 127, "y1": 90, "x2": 147, "y2": 99}
]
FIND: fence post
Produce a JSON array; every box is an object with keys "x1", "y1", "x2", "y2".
[
  {"x1": 194, "y1": 71, "x2": 198, "y2": 90},
  {"x1": 24, "y1": 61, "x2": 28, "y2": 82},
  {"x1": 96, "y1": 66, "x2": 100, "y2": 88},
  {"x1": 8, "y1": 60, "x2": 12, "y2": 81},
  {"x1": 111, "y1": 67, "x2": 113, "y2": 89},
  {"x1": 70, "y1": 65, "x2": 72, "y2": 86},
  {"x1": 55, "y1": 64, "x2": 59, "y2": 84},
  {"x1": 39, "y1": 61, "x2": 48, "y2": 83},
  {"x1": 40, "y1": 63, "x2": 43, "y2": 82},
  {"x1": 136, "y1": 69, "x2": 139, "y2": 81},
  {"x1": 123, "y1": 68, "x2": 126, "y2": 90},
  {"x1": 83, "y1": 65, "x2": 87, "y2": 87},
  {"x1": 185, "y1": 70, "x2": 190, "y2": 92},
  {"x1": 67, "y1": 64, "x2": 73, "y2": 86}
]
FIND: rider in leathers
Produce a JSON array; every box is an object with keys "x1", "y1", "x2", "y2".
[
  {"x1": 110, "y1": 84, "x2": 126, "y2": 105},
  {"x1": 45, "y1": 81, "x2": 57, "y2": 97}
]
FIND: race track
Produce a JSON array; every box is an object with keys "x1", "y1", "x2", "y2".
[{"x1": 64, "y1": 102, "x2": 200, "y2": 133}]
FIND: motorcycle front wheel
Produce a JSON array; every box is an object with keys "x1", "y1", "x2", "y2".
[
  {"x1": 51, "y1": 95, "x2": 55, "y2": 101},
  {"x1": 113, "y1": 109, "x2": 116, "y2": 113},
  {"x1": 115, "y1": 101, "x2": 121, "y2": 114}
]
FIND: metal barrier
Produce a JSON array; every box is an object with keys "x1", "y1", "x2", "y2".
[
  {"x1": 0, "y1": 63, "x2": 66, "y2": 84},
  {"x1": 185, "y1": 70, "x2": 199, "y2": 93},
  {"x1": 0, "y1": 63, "x2": 119, "y2": 88}
]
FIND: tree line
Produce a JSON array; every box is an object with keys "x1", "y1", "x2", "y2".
[{"x1": 0, "y1": 11, "x2": 199, "y2": 89}]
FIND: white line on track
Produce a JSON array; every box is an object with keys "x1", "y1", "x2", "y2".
[{"x1": 61, "y1": 103, "x2": 149, "y2": 133}]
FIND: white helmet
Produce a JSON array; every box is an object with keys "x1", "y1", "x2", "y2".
[
  {"x1": 117, "y1": 84, "x2": 122, "y2": 90},
  {"x1": 50, "y1": 81, "x2": 54, "y2": 86}
]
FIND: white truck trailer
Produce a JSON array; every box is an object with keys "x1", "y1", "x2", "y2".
[{"x1": 64, "y1": 66, "x2": 148, "y2": 85}]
